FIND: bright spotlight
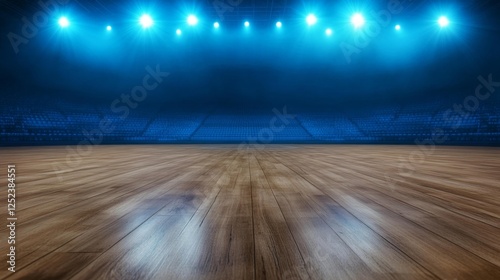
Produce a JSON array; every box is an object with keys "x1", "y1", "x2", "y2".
[
  {"x1": 214, "y1": 22, "x2": 220, "y2": 28},
  {"x1": 395, "y1": 24, "x2": 401, "y2": 31},
  {"x1": 106, "y1": 25, "x2": 112, "y2": 31},
  {"x1": 306, "y1": 14, "x2": 317, "y2": 26},
  {"x1": 58, "y1": 17, "x2": 70, "y2": 28},
  {"x1": 244, "y1": 21, "x2": 250, "y2": 27},
  {"x1": 351, "y1": 13, "x2": 365, "y2": 28},
  {"x1": 438, "y1": 16, "x2": 449, "y2": 27},
  {"x1": 276, "y1": 21, "x2": 282, "y2": 28},
  {"x1": 187, "y1": 15, "x2": 198, "y2": 26},
  {"x1": 176, "y1": 29, "x2": 182, "y2": 35},
  {"x1": 140, "y1": 14, "x2": 153, "y2": 28},
  {"x1": 325, "y1": 28, "x2": 333, "y2": 36}
]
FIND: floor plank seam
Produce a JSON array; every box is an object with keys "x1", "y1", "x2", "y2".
[
  {"x1": 255, "y1": 152, "x2": 313, "y2": 280},
  {"x1": 266, "y1": 151, "x2": 441, "y2": 279}
]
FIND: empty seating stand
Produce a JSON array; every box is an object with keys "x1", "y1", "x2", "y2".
[{"x1": 1, "y1": 96, "x2": 499, "y2": 146}]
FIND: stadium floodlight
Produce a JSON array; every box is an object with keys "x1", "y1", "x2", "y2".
[
  {"x1": 176, "y1": 29, "x2": 182, "y2": 35},
  {"x1": 306, "y1": 14, "x2": 317, "y2": 26},
  {"x1": 140, "y1": 14, "x2": 153, "y2": 28},
  {"x1": 187, "y1": 15, "x2": 198, "y2": 26},
  {"x1": 244, "y1": 21, "x2": 250, "y2": 27},
  {"x1": 438, "y1": 16, "x2": 449, "y2": 27},
  {"x1": 214, "y1": 22, "x2": 220, "y2": 28},
  {"x1": 351, "y1": 13, "x2": 365, "y2": 28},
  {"x1": 276, "y1": 21, "x2": 282, "y2": 28},
  {"x1": 106, "y1": 25, "x2": 112, "y2": 31},
  {"x1": 395, "y1": 24, "x2": 401, "y2": 31},
  {"x1": 325, "y1": 28, "x2": 333, "y2": 36},
  {"x1": 58, "y1": 17, "x2": 70, "y2": 28}
]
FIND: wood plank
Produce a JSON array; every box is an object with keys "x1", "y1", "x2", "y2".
[
  {"x1": 268, "y1": 148, "x2": 500, "y2": 279},
  {"x1": 0, "y1": 145, "x2": 499, "y2": 279}
]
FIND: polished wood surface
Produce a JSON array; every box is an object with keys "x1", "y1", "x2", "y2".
[{"x1": 1, "y1": 145, "x2": 499, "y2": 279}]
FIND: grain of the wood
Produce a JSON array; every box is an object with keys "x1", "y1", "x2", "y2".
[
  {"x1": 0, "y1": 145, "x2": 499, "y2": 280},
  {"x1": 265, "y1": 147, "x2": 500, "y2": 279},
  {"x1": 250, "y1": 154, "x2": 309, "y2": 279},
  {"x1": 255, "y1": 152, "x2": 437, "y2": 279}
]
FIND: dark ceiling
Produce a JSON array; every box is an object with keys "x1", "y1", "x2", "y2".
[{"x1": 1, "y1": 0, "x2": 499, "y2": 110}]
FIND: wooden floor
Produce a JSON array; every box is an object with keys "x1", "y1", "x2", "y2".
[{"x1": 1, "y1": 145, "x2": 500, "y2": 279}]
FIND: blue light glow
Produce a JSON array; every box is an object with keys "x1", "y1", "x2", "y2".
[
  {"x1": 106, "y1": 25, "x2": 112, "y2": 31},
  {"x1": 187, "y1": 15, "x2": 198, "y2": 26},
  {"x1": 395, "y1": 24, "x2": 401, "y2": 31},
  {"x1": 140, "y1": 14, "x2": 153, "y2": 28},
  {"x1": 58, "y1": 17, "x2": 70, "y2": 28},
  {"x1": 214, "y1": 22, "x2": 220, "y2": 28},
  {"x1": 325, "y1": 28, "x2": 333, "y2": 36},
  {"x1": 306, "y1": 14, "x2": 317, "y2": 26},
  {"x1": 244, "y1": 21, "x2": 250, "y2": 27},
  {"x1": 351, "y1": 13, "x2": 365, "y2": 28},
  {"x1": 276, "y1": 21, "x2": 282, "y2": 28},
  {"x1": 176, "y1": 29, "x2": 182, "y2": 35},
  {"x1": 438, "y1": 16, "x2": 449, "y2": 27}
]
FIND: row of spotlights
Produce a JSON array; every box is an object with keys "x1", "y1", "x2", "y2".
[
  {"x1": 58, "y1": 15, "x2": 451, "y2": 30},
  {"x1": 170, "y1": 27, "x2": 337, "y2": 36},
  {"x1": 100, "y1": 24, "x2": 404, "y2": 34}
]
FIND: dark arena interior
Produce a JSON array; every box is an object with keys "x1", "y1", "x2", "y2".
[{"x1": 1, "y1": 0, "x2": 500, "y2": 279}]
